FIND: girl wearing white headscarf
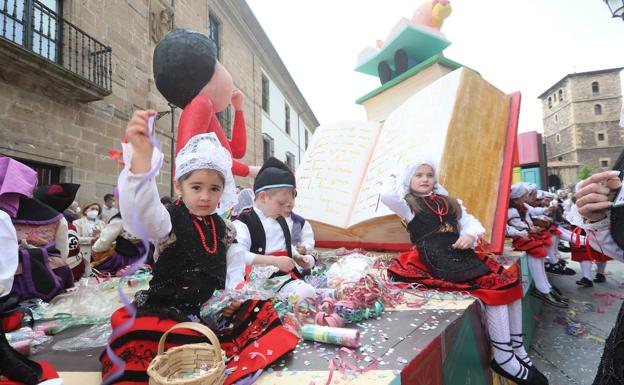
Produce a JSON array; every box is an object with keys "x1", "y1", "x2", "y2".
[
  {"x1": 381, "y1": 159, "x2": 547, "y2": 385},
  {"x1": 508, "y1": 183, "x2": 570, "y2": 309},
  {"x1": 102, "y1": 111, "x2": 297, "y2": 385}
]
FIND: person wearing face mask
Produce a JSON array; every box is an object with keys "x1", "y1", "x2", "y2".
[
  {"x1": 73, "y1": 202, "x2": 106, "y2": 277},
  {"x1": 101, "y1": 193, "x2": 118, "y2": 223}
]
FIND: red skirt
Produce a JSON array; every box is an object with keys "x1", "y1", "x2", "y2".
[
  {"x1": 387, "y1": 249, "x2": 523, "y2": 305},
  {"x1": 512, "y1": 235, "x2": 549, "y2": 258},
  {"x1": 100, "y1": 300, "x2": 299, "y2": 385},
  {"x1": 569, "y1": 227, "x2": 612, "y2": 263}
]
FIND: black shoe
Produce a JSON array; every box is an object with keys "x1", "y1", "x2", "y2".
[
  {"x1": 491, "y1": 359, "x2": 548, "y2": 385},
  {"x1": 545, "y1": 262, "x2": 576, "y2": 276},
  {"x1": 0, "y1": 329, "x2": 41, "y2": 385},
  {"x1": 378, "y1": 61, "x2": 392, "y2": 84},
  {"x1": 531, "y1": 288, "x2": 569, "y2": 308},
  {"x1": 550, "y1": 285, "x2": 569, "y2": 303},
  {"x1": 576, "y1": 277, "x2": 594, "y2": 288},
  {"x1": 394, "y1": 49, "x2": 408, "y2": 75},
  {"x1": 516, "y1": 356, "x2": 549, "y2": 385},
  {"x1": 594, "y1": 273, "x2": 606, "y2": 283},
  {"x1": 557, "y1": 242, "x2": 571, "y2": 253}
]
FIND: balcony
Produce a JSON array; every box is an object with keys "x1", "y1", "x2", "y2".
[{"x1": 0, "y1": 0, "x2": 112, "y2": 102}]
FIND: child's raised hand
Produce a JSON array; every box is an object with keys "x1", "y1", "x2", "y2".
[
  {"x1": 126, "y1": 109, "x2": 156, "y2": 174},
  {"x1": 452, "y1": 234, "x2": 475, "y2": 249},
  {"x1": 126, "y1": 110, "x2": 157, "y2": 154},
  {"x1": 273, "y1": 256, "x2": 296, "y2": 272},
  {"x1": 294, "y1": 254, "x2": 314, "y2": 270}
]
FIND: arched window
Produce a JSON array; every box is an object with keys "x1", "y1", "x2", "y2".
[
  {"x1": 558, "y1": 89, "x2": 563, "y2": 101},
  {"x1": 594, "y1": 104, "x2": 602, "y2": 115},
  {"x1": 548, "y1": 97, "x2": 552, "y2": 108},
  {"x1": 592, "y1": 82, "x2": 600, "y2": 94}
]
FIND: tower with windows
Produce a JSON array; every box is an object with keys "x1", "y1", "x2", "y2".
[{"x1": 539, "y1": 67, "x2": 623, "y2": 188}]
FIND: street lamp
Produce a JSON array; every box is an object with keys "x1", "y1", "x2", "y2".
[{"x1": 604, "y1": 0, "x2": 624, "y2": 19}]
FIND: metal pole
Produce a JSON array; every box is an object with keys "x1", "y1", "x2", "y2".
[{"x1": 169, "y1": 102, "x2": 176, "y2": 197}]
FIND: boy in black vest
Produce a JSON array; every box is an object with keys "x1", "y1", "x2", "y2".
[{"x1": 232, "y1": 158, "x2": 316, "y2": 298}]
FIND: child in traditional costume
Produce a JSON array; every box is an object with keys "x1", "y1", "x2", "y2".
[
  {"x1": 382, "y1": 159, "x2": 547, "y2": 385},
  {"x1": 5, "y1": 173, "x2": 76, "y2": 302},
  {"x1": 0, "y1": 157, "x2": 62, "y2": 385},
  {"x1": 283, "y1": 191, "x2": 315, "y2": 255},
  {"x1": 231, "y1": 157, "x2": 316, "y2": 299},
  {"x1": 507, "y1": 183, "x2": 569, "y2": 309},
  {"x1": 523, "y1": 184, "x2": 575, "y2": 276},
  {"x1": 569, "y1": 227, "x2": 611, "y2": 287},
  {"x1": 101, "y1": 111, "x2": 297, "y2": 385},
  {"x1": 91, "y1": 187, "x2": 153, "y2": 276}
]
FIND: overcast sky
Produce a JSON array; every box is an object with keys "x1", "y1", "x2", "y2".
[{"x1": 246, "y1": 0, "x2": 623, "y2": 132}]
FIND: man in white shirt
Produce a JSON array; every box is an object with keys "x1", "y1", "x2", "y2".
[{"x1": 101, "y1": 193, "x2": 119, "y2": 223}]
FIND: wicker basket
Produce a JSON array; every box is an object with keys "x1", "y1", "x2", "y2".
[{"x1": 147, "y1": 322, "x2": 226, "y2": 385}]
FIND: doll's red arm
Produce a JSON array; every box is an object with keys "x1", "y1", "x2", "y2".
[{"x1": 228, "y1": 110, "x2": 247, "y2": 159}]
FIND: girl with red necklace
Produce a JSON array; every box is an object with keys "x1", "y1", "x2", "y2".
[
  {"x1": 381, "y1": 159, "x2": 547, "y2": 385},
  {"x1": 101, "y1": 111, "x2": 298, "y2": 385}
]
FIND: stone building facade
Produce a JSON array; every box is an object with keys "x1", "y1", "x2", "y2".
[
  {"x1": 0, "y1": 0, "x2": 318, "y2": 204},
  {"x1": 539, "y1": 67, "x2": 623, "y2": 188}
]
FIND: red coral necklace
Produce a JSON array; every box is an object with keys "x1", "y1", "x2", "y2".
[
  {"x1": 420, "y1": 194, "x2": 449, "y2": 223},
  {"x1": 191, "y1": 215, "x2": 218, "y2": 253}
]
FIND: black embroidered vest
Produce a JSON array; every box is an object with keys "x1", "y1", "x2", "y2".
[
  {"x1": 236, "y1": 209, "x2": 301, "y2": 279},
  {"x1": 236, "y1": 209, "x2": 292, "y2": 258},
  {"x1": 406, "y1": 195, "x2": 490, "y2": 283},
  {"x1": 137, "y1": 202, "x2": 227, "y2": 318}
]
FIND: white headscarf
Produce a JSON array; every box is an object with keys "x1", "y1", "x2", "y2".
[
  {"x1": 510, "y1": 183, "x2": 528, "y2": 199},
  {"x1": 399, "y1": 157, "x2": 449, "y2": 197},
  {"x1": 175, "y1": 133, "x2": 237, "y2": 213},
  {"x1": 524, "y1": 183, "x2": 538, "y2": 194},
  {"x1": 232, "y1": 188, "x2": 255, "y2": 217}
]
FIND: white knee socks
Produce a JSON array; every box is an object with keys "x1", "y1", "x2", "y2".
[
  {"x1": 545, "y1": 243, "x2": 558, "y2": 264},
  {"x1": 508, "y1": 299, "x2": 532, "y2": 366},
  {"x1": 597, "y1": 262, "x2": 607, "y2": 275},
  {"x1": 553, "y1": 234, "x2": 561, "y2": 259},
  {"x1": 580, "y1": 260, "x2": 592, "y2": 280},
  {"x1": 528, "y1": 256, "x2": 551, "y2": 294},
  {"x1": 486, "y1": 304, "x2": 527, "y2": 379}
]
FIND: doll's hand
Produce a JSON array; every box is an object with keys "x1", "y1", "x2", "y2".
[
  {"x1": 452, "y1": 235, "x2": 475, "y2": 249},
  {"x1": 273, "y1": 256, "x2": 296, "y2": 272},
  {"x1": 294, "y1": 255, "x2": 314, "y2": 270},
  {"x1": 248, "y1": 166, "x2": 261, "y2": 178},
  {"x1": 296, "y1": 244, "x2": 307, "y2": 255},
  {"x1": 222, "y1": 301, "x2": 241, "y2": 318},
  {"x1": 27, "y1": 236, "x2": 48, "y2": 246},
  {"x1": 231, "y1": 90, "x2": 244, "y2": 111}
]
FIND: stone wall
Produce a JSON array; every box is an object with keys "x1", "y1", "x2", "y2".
[{"x1": 0, "y1": 0, "x2": 303, "y2": 205}]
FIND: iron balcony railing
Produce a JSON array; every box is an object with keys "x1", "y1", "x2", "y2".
[{"x1": 1, "y1": 0, "x2": 112, "y2": 92}]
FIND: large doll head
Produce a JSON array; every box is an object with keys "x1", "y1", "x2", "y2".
[{"x1": 153, "y1": 29, "x2": 233, "y2": 111}]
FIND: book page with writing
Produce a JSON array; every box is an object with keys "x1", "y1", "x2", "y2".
[
  {"x1": 348, "y1": 69, "x2": 463, "y2": 227},
  {"x1": 295, "y1": 121, "x2": 381, "y2": 229}
]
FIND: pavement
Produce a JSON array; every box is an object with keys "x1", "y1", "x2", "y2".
[{"x1": 529, "y1": 253, "x2": 624, "y2": 385}]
